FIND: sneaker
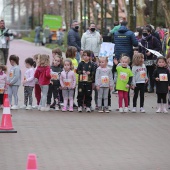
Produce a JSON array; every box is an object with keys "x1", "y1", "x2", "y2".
[
  {"x1": 119, "y1": 107, "x2": 123, "y2": 113},
  {"x1": 69, "y1": 107, "x2": 73, "y2": 112},
  {"x1": 0, "y1": 105, "x2": 3, "y2": 109},
  {"x1": 124, "y1": 107, "x2": 128, "y2": 113},
  {"x1": 60, "y1": 103, "x2": 64, "y2": 106},
  {"x1": 128, "y1": 106, "x2": 131, "y2": 111},
  {"x1": 163, "y1": 108, "x2": 168, "y2": 113},
  {"x1": 131, "y1": 107, "x2": 137, "y2": 113},
  {"x1": 140, "y1": 107, "x2": 145, "y2": 113},
  {"x1": 104, "y1": 107, "x2": 110, "y2": 113},
  {"x1": 26, "y1": 105, "x2": 32, "y2": 110},
  {"x1": 40, "y1": 107, "x2": 46, "y2": 111},
  {"x1": 73, "y1": 103, "x2": 78, "y2": 109},
  {"x1": 78, "y1": 106, "x2": 82, "y2": 112},
  {"x1": 55, "y1": 105, "x2": 59, "y2": 111},
  {"x1": 108, "y1": 106, "x2": 112, "y2": 111},
  {"x1": 45, "y1": 106, "x2": 50, "y2": 111},
  {"x1": 86, "y1": 107, "x2": 91, "y2": 112},
  {"x1": 32, "y1": 105, "x2": 38, "y2": 109},
  {"x1": 98, "y1": 107, "x2": 103, "y2": 113},
  {"x1": 156, "y1": 108, "x2": 161, "y2": 113},
  {"x1": 95, "y1": 106, "x2": 99, "y2": 110},
  {"x1": 20, "y1": 105, "x2": 26, "y2": 109},
  {"x1": 112, "y1": 90, "x2": 118, "y2": 94},
  {"x1": 38, "y1": 105, "x2": 42, "y2": 110},
  {"x1": 62, "y1": 107, "x2": 67, "y2": 112},
  {"x1": 11, "y1": 105, "x2": 19, "y2": 110},
  {"x1": 168, "y1": 105, "x2": 170, "y2": 109}
]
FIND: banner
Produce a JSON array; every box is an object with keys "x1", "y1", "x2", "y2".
[{"x1": 99, "y1": 42, "x2": 115, "y2": 66}]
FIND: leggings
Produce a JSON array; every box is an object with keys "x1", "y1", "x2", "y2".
[
  {"x1": 157, "y1": 93, "x2": 167, "y2": 104},
  {"x1": 133, "y1": 83, "x2": 145, "y2": 107},
  {"x1": 98, "y1": 87, "x2": 109, "y2": 107},
  {"x1": 35, "y1": 84, "x2": 41, "y2": 105},
  {"x1": 0, "y1": 94, "x2": 4, "y2": 105},
  {"x1": 24, "y1": 86, "x2": 34, "y2": 106},
  {"x1": 118, "y1": 90, "x2": 128, "y2": 108},
  {"x1": 8, "y1": 85, "x2": 19, "y2": 105},
  {"x1": 62, "y1": 89, "x2": 74, "y2": 108},
  {"x1": 40, "y1": 85, "x2": 49, "y2": 107}
]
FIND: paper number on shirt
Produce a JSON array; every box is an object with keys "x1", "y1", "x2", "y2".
[
  {"x1": 0, "y1": 85, "x2": 4, "y2": 94},
  {"x1": 140, "y1": 71, "x2": 146, "y2": 79},
  {"x1": 159, "y1": 74, "x2": 168, "y2": 81},
  {"x1": 51, "y1": 72, "x2": 59, "y2": 80},
  {"x1": 9, "y1": 70, "x2": 14, "y2": 78},
  {"x1": 120, "y1": 72, "x2": 127, "y2": 81},
  {"x1": 63, "y1": 79, "x2": 71, "y2": 87},
  {"x1": 101, "y1": 76, "x2": 109, "y2": 84}
]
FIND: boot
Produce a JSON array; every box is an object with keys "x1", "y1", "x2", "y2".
[
  {"x1": 156, "y1": 103, "x2": 162, "y2": 113},
  {"x1": 162, "y1": 104, "x2": 168, "y2": 113}
]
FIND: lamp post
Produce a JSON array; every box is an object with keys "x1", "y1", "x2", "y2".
[
  {"x1": 49, "y1": 0, "x2": 54, "y2": 14},
  {"x1": 69, "y1": 0, "x2": 73, "y2": 27},
  {"x1": 111, "y1": 0, "x2": 115, "y2": 27},
  {"x1": 95, "y1": 3, "x2": 100, "y2": 26},
  {"x1": 149, "y1": 0, "x2": 153, "y2": 23},
  {"x1": 58, "y1": 0, "x2": 62, "y2": 15}
]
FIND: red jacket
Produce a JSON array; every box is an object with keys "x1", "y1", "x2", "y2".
[{"x1": 34, "y1": 66, "x2": 51, "y2": 85}]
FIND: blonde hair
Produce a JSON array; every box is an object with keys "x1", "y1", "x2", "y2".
[
  {"x1": 132, "y1": 53, "x2": 144, "y2": 66},
  {"x1": 37, "y1": 54, "x2": 50, "y2": 66},
  {"x1": 99, "y1": 57, "x2": 108, "y2": 63},
  {"x1": 120, "y1": 55, "x2": 130, "y2": 64},
  {"x1": 63, "y1": 58, "x2": 73, "y2": 70}
]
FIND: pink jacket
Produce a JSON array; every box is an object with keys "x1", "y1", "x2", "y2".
[
  {"x1": 60, "y1": 70, "x2": 76, "y2": 89},
  {"x1": 0, "y1": 71, "x2": 7, "y2": 92}
]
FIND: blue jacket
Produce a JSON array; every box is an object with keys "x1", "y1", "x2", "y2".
[
  {"x1": 114, "y1": 26, "x2": 138, "y2": 60},
  {"x1": 67, "y1": 28, "x2": 81, "y2": 52}
]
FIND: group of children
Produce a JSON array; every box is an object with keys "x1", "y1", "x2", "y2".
[{"x1": 0, "y1": 46, "x2": 170, "y2": 113}]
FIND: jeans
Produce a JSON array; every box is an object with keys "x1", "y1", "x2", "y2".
[
  {"x1": 8, "y1": 85, "x2": 19, "y2": 105},
  {"x1": 40, "y1": 85, "x2": 49, "y2": 107}
]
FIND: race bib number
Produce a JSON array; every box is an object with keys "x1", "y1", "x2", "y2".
[
  {"x1": 9, "y1": 70, "x2": 14, "y2": 78},
  {"x1": 63, "y1": 79, "x2": 71, "y2": 87},
  {"x1": 140, "y1": 71, "x2": 146, "y2": 79},
  {"x1": 0, "y1": 85, "x2": 4, "y2": 94},
  {"x1": 159, "y1": 74, "x2": 168, "y2": 81},
  {"x1": 101, "y1": 76, "x2": 109, "y2": 84},
  {"x1": 120, "y1": 72, "x2": 127, "y2": 81},
  {"x1": 80, "y1": 74, "x2": 88, "y2": 81},
  {"x1": 51, "y1": 72, "x2": 59, "y2": 80}
]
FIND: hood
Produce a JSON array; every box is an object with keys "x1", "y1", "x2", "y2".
[{"x1": 118, "y1": 26, "x2": 129, "y2": 33}]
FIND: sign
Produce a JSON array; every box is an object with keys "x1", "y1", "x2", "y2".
[{"x1": 99, "y1": 42, "x2": 115, "y2": 66}]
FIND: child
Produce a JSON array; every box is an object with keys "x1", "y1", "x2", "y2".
[
  {"x1": 52, "y1": 48, "x2": 62, "y2": 57},
  {"x1": 131, "y1": 53, "x2": 148, "y2": 113},
  {"x1": 167, "y1": 57, "x2": 170, "y2": 109},
  {"x1": 153, "y1": 57, "x2": 170, "y2": 113},
  {"x1": 46, "y1": 55, "x2": 62, "y2": 111},
  {"x1": 60, "y1": 59, "x2": 76, "y2": 112},
  {"x1": 95, "y1": 57, "x2": 113, "y2": 113},
  {"x1": 21, "y1": 58, "x2": 35, "y2": 110},
  {"x1": 7, "y1": 55, "x2": 21, "y2": 109},
  {"x1": 0, "y1": 65, "x2": 7, "y2": 108},
  {"x1": 34, "y1": 54, "x2": 51, "y2": 111},
  {"x1": 116, "y1": 56, "x2": 133, "y2": 112},
  {"x1": 76, "y1": 50, "x2": 95, "y2": 112},
  {"x1": 32, "y1": 54, "x2": 41, "y2": 109}
]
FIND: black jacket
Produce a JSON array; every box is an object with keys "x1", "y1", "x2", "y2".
[
  {"x1": 153, "y1": 67, "x2": 170, "y2": 94},
  {"x1": 50, "y1": 65, "x2": 62, "y2": 86},
  {"x1": 67, "y1": 28, "x2": 81, "y2": 52}
]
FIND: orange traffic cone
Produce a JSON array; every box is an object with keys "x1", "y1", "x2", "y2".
[
  {"x1": 3, "y1": 91, "x2": 8, "y2": 105},
  {"x1": 26, "y1": 154, "x2": 38, "y2": 170},
  {"x1": 0, "y1": 98, "x2": 17, "y2": 133}
]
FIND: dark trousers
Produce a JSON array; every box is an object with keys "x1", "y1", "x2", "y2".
[
  {"x1": 0, "y1": 94, "x2": 4, "y2": 105},
  {"x1": 47, "y1": 84, "x2": 59, "y2": 105},
  {"x1": 146, "y1": 66, "x2": 155, "y2": 90},
  {"x1": 77, "y1": 82, "x2": 92, "y2": 107},
  {"x1": 24, "y1": 86, "x2": 34, "y2": 106},
  {"x1": 157, "y1": 93, "x2": 167, "y2": 103},
  {"x1": 133, "y1": 83, "x2": 145, "y2": 107},
  {"x1": 0, "y1": 48, "x2": 9, "y2": 65}
]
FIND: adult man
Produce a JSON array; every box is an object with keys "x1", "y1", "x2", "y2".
[
  {"x1": 114, "y1": 21, "x2": 138, "y2": 61},
  {"x1": 43, "y1": 25, "x2": 50, "y2": 44},
  {"x1": 67, "y1": 20, "x2": 81, "y2": 63},
  {"x1": 0, "y1": 20, "x2": 13, "y2": 65},
  {"x1": 81, "y1": 23, "x2": 102, "y2": 57}
]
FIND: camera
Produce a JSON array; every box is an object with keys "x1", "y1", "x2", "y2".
[{"x1": 4, "y1": 32, "x2": 13, "y2": 37}]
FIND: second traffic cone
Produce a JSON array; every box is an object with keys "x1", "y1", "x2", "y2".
[
  {"x1": 0, "y1": 98, "x2": 17, "y2": 133},
  {"x1": 26, "y1": 154, "x2": 38, "y2": 170}
]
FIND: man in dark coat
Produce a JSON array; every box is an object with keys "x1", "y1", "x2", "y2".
[
  {"x1": 67, "y1": 20, "x2": 81, "y2": 63},
  {"x1": 114, "y1": 21, "x2": 138, "y2": 61}
]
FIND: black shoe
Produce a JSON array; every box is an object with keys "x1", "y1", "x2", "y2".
[
  {"x1": 73, "y1": 103, "x2": 78, "y2": 109},
  {"x1": 148, "y1": 89, "x2": 154, "y2": 93},
  {"x1": 50, "y1": 102, "x2": 55, "y2": 109}
]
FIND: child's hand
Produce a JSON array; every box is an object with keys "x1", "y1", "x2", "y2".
[
  {"x1": 23, "y1": 80, "x2": 27, "y2": 84},
  {"x1": 168, "y1": 86, "x2": 170, "y2": 91},
  {"x1": 50, "y1": 81, "x2": 53, "y2": 84},
  {"x1": 86, "y1": 71, "x2": 90, "y2": 75},
  {"x1": 96, "y1": 86, "x2": 100, "y2": 91},
  {"x1": 131, "y1": 85, "x2": 135, "y2": 90},
  {"x1": 145, "y1": 78, "x2": 148, "y2": 83},
  {"x1": 83, "y1": 70, "x2": 86, "y2": 74},
  {"x1": 155, "y1": 77, "x2": 159, "y2": 81},
  {"x1": 126, "y1": 84, "x2": 130, "y2": 88},
  {"x1": 113, "y1": 58, "x2": 118, "y2": 65}
]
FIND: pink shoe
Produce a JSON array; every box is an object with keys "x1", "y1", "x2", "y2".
[
  {"x1": 69, "y1": 107, "x2": 73, "y2": 112},
  {"x1": 62, "y1": 107, "x2": 67, "y2": 112}
]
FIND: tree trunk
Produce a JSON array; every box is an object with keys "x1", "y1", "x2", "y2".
[
  {"x1": 162, "y1": 0, "x2": 170, "y2": 26},
  {"x1": 101, "y1": 0, "x2": 104, "y2": 35},
  {"x1": 80, "y1": 0, "x2": 83, "y2": 36},
  {"x1": 64, "y1": 0, "x2": 68, "y2": 31},
  {"x1": 87, "y1": 0, "x2": 90, "y2": 26},
  {"x1": 129, "y1": 0, "x2": 133, "y2": 30},
  {"x1": 17, "y1": 0, "x2": 21, "y2": 30},
  {"x1": 115, "y1": 0, "x2": 119, "y2": 21},
  {"x1": 152, "y1": 0, "x2": 158, "y2": 27}
]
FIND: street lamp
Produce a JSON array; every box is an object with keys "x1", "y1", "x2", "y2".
[
  {"x1": 95, "y1": 3, "x2": 100, "y2": 26},
  {"x1": 149, "y1": 0, "x2": 153, "y2": 23},
  {"x1": 111, "y1": 0, "x2": 115, "y2": 27},
  {"x1": 49, "y1": 0, "x2": 54, "y2": 14},
  {"x1": 58, "y1": 0, "x2": 62, "y2": 15}
]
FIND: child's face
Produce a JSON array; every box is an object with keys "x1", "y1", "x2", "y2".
[
  {"x1": 83, "y1": 53, "x2": 90, "y2": 62},
  {"x1": 25, "y1": 63, "x2": 30, "y2": 68},
  {"x1": 53, "y1": 57, "x2": 61, "y2": 66},
  {"x1": 157, "y1": 59, "x2": 166, "y2": 67},
  {"x1": 10, "y1": 60, "x2": 15, "y2": 66},
  {"x1": 99, "y1": 59, "x2": 107, "y2": 68},
  {"x1": 121, "y1": 58, "x2": 128, "y2": 67},
  {"x1": 52, "y1": 53, "x2": 56, "y2": 57},
  {"x1": 64, "y1": 61, "x2": 71, "y2": 71}
]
